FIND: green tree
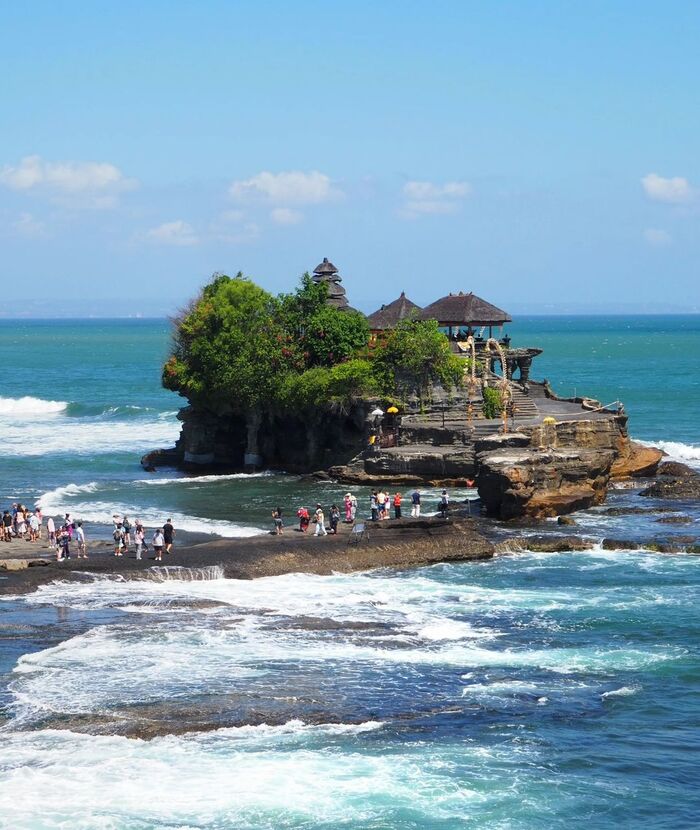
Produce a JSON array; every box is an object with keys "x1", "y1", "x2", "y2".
[{"x1": 372, "y1": 319, "x2": 464, "y2": 406}]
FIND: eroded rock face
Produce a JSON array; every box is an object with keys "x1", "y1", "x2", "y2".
[
  {"x1": 476, "y1": 446, "x2": 614, "y2": 520},
  {"x1": 610, "y1": 439, "x2": 663, "y2": 479}
]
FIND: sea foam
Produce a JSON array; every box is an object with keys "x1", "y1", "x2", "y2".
[{"x1": 0, "y1": 395, "x2": 67, "y2": 416}]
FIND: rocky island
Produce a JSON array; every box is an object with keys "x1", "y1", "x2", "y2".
[{"x1": 144, "y1": 259, "x2": 663, "y2": 520}]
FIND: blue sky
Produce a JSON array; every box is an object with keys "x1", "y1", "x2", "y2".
[{"x1": 1, "y1": 1, "x2": 699, "y2": 315}]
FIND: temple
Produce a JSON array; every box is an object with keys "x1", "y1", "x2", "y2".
[{"x1": 312, "y1": 258, "x2": 350, "y2": 310}]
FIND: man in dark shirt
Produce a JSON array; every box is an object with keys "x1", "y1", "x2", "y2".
[{"x1": 163, "y1": 518, "x2": 175, "y2": 554}]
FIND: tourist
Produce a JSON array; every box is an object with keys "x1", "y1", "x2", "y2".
[
  {"x1": 16, "y1": 509, "x2": 27, "y2": 539},
  {"x1": 122, "y1": 515, "x2": 132, "y2": 546},
  {"x1": 393, "y1": 491, "x2": 402, "y2": 519},
  {"x1": 134, "y1": 522, "x2": 145, "y2": 560},
  {"x1": 377, "y1": 490, "x2": 387, "y2": 519},
  {"x1": 163, "y1": 518, "x2": 175, "y2": 553},
  {"x1": 46, "y1": 515, "x2": 56, "y2": 549},
  {"x1": 411, "y1": 488, "x2": 421, "y2": 517},
  {"x1": 350, "y1": 493, "x2": 358, "y2": 521},
  {"x1": 314, "y1": 504, "x2": 327, "y2": 537},
  {"x1": 297, "y1": 506, "x2": 310, "y2": 532},
  {"x1": 28, "y1": 511, "x2": 40, "y2": 542},
  {"x1": 1, "y1": 511, "x2": 11, "y2": 542},
  {"x1": 57, "y1": 525, "x2": 71, "y2": 561},
  {"x1": 113, "y1": 523, "x2": 125, "y2": 556},
  {"x1": 153, "y1": 527, "x2": 165, "y2": 561},
  {"x1": 272, "y1": 507, "x2": 283, "y2": 535},
  {"x1": 75, "y1": 521, "x2": 87, "y2": 558},
  {"x1": 34, "y1": 507, "x2": 43, "y2": 539},
  {"x1": 439, "y1": 489, "x2": 450, "y2": 518},
  {"x1": 370, "y1": 491, "x2": 378, "y2": 522},
  {"x1": 344, "y1": 493, "x2": 353, "y2": 523},
  {"x1": 329, "y1": 504, "x2": 340, "y2": 534}
]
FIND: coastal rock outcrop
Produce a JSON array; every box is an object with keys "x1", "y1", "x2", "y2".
[
  {"x1": 610, "y1": 439, "x2": 663, "y2": 479},
  {"x1": 476, "y1": 445, "x2": 614, "y2": 519},
  {"x1": 640, "y1": 476, "x2": 700, "y2": 500}
]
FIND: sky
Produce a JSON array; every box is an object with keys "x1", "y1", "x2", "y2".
[{"x1": 1, "y1": 0, "x2": 699, "y2": 316}]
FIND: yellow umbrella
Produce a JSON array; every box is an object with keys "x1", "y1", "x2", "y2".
[{"x1": 387, "y1": 406, "x2": 399, "y2": 414}]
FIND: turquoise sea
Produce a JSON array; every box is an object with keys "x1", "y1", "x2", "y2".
[{"x1": 1, "y1": 315, "x2": 699, "y2": 828}]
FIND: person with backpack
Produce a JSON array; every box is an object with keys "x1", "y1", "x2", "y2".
[{"x1": 113, "y1": 523, "x2": 125, "y2": 556}]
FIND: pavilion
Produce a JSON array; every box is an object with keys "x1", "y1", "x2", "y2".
[
  {"x1": 366, "y1": 291, "x2": 421, "y2": 338},
  {"x1": 418, "y1": 291, "x2": 511, "y2": 341}
]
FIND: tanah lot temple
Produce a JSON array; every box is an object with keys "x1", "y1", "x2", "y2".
[
  {"x1": 306, "y1": 257, "x2": 657, "y2": 518},
  {"x1": 150, "y1": 257, "x2": 662, "y2": 522}
]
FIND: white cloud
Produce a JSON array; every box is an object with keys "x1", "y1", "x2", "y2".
[
  {"x1": 270, "y1": 207, "x2": 303, "y2": 225},
  {"x1": 230, "y1": 170, "x2": 341, "y2": 204},
  {"x1": 641, "y1": 173, "x2": 694, "y2": 205},
  {"x1": 400, "y1": 179, "x2": 471, "y2": 218},
  {"x1": 12, "y1": 212, "x2": 48, "y2": 238},
  {"x1": 644, "y1": 227, "x2": 673, "y2": 247},
  {"x1": 0, "y1": 155, "x2": 138, "y2": 209},
  {"x1": 145, "y1": 220, "x2": 199, "y2": 246}
]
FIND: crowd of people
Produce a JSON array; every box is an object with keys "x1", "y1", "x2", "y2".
[
  {"x1": 1, "y1": 502, "x2": 176, "y2": 563},
  {"x1": 276, "y1": 487, "x2": 453, "y2": 535}
]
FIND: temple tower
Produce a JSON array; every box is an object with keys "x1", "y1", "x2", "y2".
[{"x1": 312, "y1": 257, "x2": 349, "y2": 310}]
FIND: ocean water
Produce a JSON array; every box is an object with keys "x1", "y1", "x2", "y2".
[{"x1": 1, "y1": 315, "x2": 699, "y2": 828}]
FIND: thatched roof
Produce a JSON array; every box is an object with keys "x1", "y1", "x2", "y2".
[
  {"x1": 313, "y1": 257, "x2": 338, "y2": 276},
  {"x1": 367, "y1": 292, "x2": 422, "y2": 330},
  {"x1": 418, "y1": 291, "x2": 511, "y2": 325}
]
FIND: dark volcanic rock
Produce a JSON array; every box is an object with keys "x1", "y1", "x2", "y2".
[
  {"x1": 640, "y1": 477, "x2": 700, "y2": 500},
  {"x1": 557, "y1": 516, "x2": 577, "y2": 526},
  {"x1": 497, "y1": 535, "x2": 596, "y2": 553},
  {"x1": 657, "y1": 461, "x2": 698, "y2": 478},
  {"x1": 602, "y1": 538, "x2": 640, "y2": 551}
]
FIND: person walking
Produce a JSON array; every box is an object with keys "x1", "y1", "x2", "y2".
[
  {"x1": 163, "y1": 518, "x2": 175, "y2": 554},
  {"x1": 75, "y1": 521, "x2": 87, "y2": 558},
  {"x1": 153, "y1": 528, "x2": 165, "y2": 561},
  {"x1": 393, "y1": 492, "x2": 402, "y2": 519},
  {"x1": 411, "y1": 488, "x2": 421, "y2": 517},
  {"x1": 439, "y1": 489, "x2": 450, "y2": 518},
  {"x1": 272, "y1": 507, "x2": 283, "y2": 535},
  {"x1": 314, "y1": 504, "x2": 327, "y2": 537}
]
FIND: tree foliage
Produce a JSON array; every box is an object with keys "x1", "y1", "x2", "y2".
[{"x1": 163, "y1": 273, "x2": 465, "y2": 422}]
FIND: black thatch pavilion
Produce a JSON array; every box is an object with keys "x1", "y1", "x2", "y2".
[
  {"x1": 418, "y1": 291, "x2": 511, "y2": 340},
  {"x1": 312, "y1": 258, "x2": 350, "y2": 310},
  {"x1": 366, "y1": 291, "x2": 422, "y2": 338}
]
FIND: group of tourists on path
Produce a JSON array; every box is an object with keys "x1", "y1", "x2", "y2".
[
  {"x1": 278, "y1": 487, "x2": 452, "y2": 536},
  {"x1": 112, "y1": 515, "x2": 175, "y2": 561}
]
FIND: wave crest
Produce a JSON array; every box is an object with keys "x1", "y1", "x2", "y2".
[{"x1": 0, "y1": 395, "x2": 67, "y2": 417}]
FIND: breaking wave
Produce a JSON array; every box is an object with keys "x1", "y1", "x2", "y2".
[
  {"x1": 0, "y1": 395, "x2": 67, "y2": 416},
  {"x1": 639, "y1": 439, "x2": 700, "y2": 469}
]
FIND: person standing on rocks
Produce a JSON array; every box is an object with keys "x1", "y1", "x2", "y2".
[
  {"x1": 344, "y1": 494, "x2": 353, "y2": 523},
  {"x1": 113, "y1": 523, "x2": 125, "y2": 556},
  {"x1": 153, "y1": 527, "x2": 165, "y2": 561},
  {"x1": 329, "y1": 504, "x2": 340, "y2": 534},
  {"x1": 134, "y1": 522, "x2": 146, "y2": 560},
  {"x1": 350, "y1": 493, "x2": 358, "y2": 521},
  {"x1": 75, "y1": 521, "x2": 87, "y2": 558},
  {"x1": 314, "y1": 504, "x2": 327, "y2": 536},
  {"x1": 439, "y1": 489, "x2": 450, "y2": 519},
  {"x1": 272, "y1": 507, "x2": 283, "y2": 535},
  {"x1": 393, "y1": 492, "x2": 402, "y2": 519},
  {"x1": 46, "y1": 515, "x2": 56, "y2": 549},
  {"x1": 163, "y1": 518, "x2": 175, "y2": 553},
  {"x1": 411, "y1": 489, "x2": 421, "y2": 517},
  {"x1": 370, "y1": 491, "x2": 379, "y2": 522}
]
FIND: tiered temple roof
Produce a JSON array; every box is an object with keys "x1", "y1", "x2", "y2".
[
  {"x1": 418, "y1": 291, "x2": 511, "y2": 326},
  {"x1": 367, "y1": 292, "x2": 422, "y2": 330},
  {"x1": 312, "y1": 258, "x2": 350, "y2": 310}
]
